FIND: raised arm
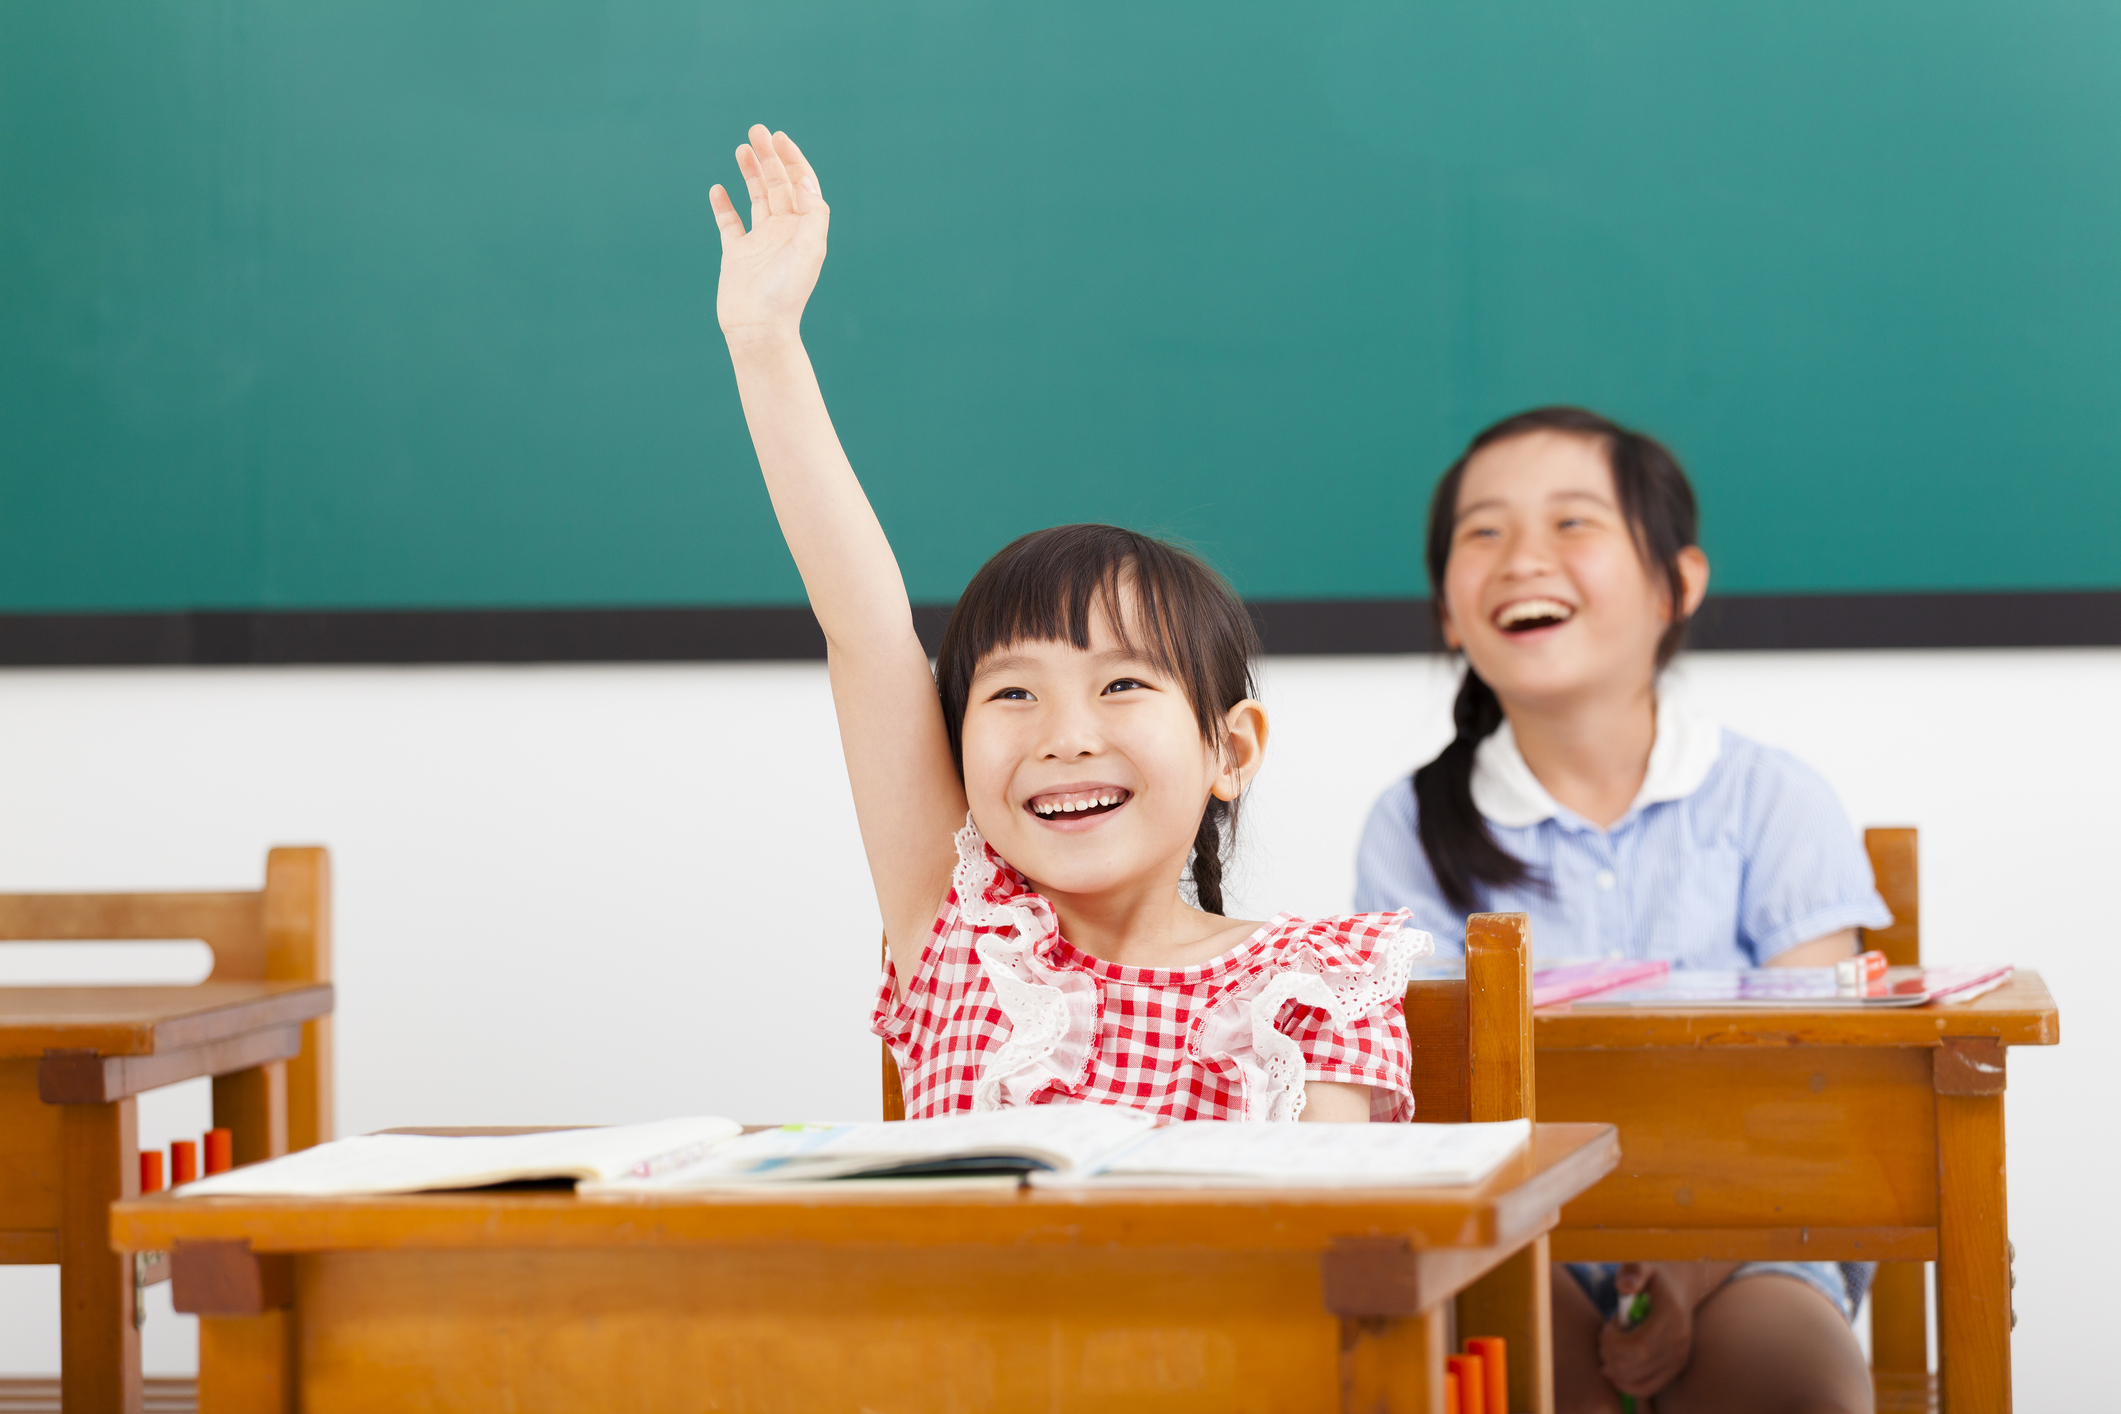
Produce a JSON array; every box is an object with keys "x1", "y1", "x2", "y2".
[{"x1": 710, "y1": 127, "x2": 966, "y2": 972}]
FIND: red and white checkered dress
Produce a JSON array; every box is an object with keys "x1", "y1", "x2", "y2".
[{"x1": 874, "y1": 820, "x2": 1426, "y2": 1124}]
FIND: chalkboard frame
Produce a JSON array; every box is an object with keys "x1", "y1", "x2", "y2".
[{"x1": 0, "y1": 591, "x2": 2113, "y2": 666}]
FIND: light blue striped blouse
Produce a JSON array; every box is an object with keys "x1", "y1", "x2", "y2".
[{"x1": 1353, "y1": 696, "x2": 1892, "y2": 966}]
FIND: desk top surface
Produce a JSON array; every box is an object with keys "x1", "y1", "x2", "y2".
[
  {"x1": 110, "y1": 1122, "x2": 1618, "y2": 1257},
  {"x1": 1534, "y1": 968, "x2": 2057, "y2": 1049},
  {"x1": 0, "y1": 980, "x2": 335, "y2": 1057}
]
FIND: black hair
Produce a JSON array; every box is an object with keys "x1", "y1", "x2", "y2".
[
  {"x1": 1413, "y1": 406, "x2": 1700, "y2": 912},
  {"x1": 936, "y1": 524, "x2": 1260, "y2": 916}
]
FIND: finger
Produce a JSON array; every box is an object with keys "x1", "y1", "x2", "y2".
[
  {"x1": 708, "y1": 184, "x2": 745, "y2": 249},
  {"x1": 1614, "y1": 1263, "x2": 1648, "y2": 1295},
  {"x1": 749, "y1": 122, "x2": 798, "y2": 215},
  {"x1": 773, "y1": 130, "x2": 823, "y2": 199},
  {"x1": 734, "y1": 143, "x2": 767, "y2": 228}
]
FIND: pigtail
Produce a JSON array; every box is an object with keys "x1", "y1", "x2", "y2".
[
  {"x1": 1411, "y1": 668, "x2": 1530, "y2": 913},
  {"x1": 1188, "y1": 797, "x2": 1231, "y2": 916}
]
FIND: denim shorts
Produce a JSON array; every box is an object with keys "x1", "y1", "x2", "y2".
[{"x1": 1566, "y1": 1261, "x2": 1873, "y2": 1325}]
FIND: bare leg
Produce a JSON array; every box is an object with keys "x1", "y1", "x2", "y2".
[
  {"x1": 1552, "y1": 1265, "x2": 1625, "y2": 1414},
  {"x1": 1652, "y1": 1273, "x2": 1873, "y2": 1414}
]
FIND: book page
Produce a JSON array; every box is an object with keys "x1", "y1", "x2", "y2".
[
  {"x1": 610, "y1": 1104, "x2": 1160, "y2": 1189},
  {"x1": 1071, "y1": 1118, "x2": 1534, "y2": 1188},
  {"x1": 175, "y1": 1116, "x2": 742, "y2": 1197}
]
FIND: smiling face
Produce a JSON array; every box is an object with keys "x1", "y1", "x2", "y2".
[
  {"x1": 957, "y1": 600, "x2": 1258, "y2": 908},
  {"x1": 1439, "y1": 430, "x2": 1706, "y2": 711}
]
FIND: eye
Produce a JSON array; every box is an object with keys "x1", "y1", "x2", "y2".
[
  {"x1": 1102, "y1": 678, "x2": 1146, "y2": 695},
  {"x1": 988, "y1": 687, "x2": 1034, "y2": 702},
  {"x1": 1558, "y1": 515, "x2": 1588, "y2": 530}
]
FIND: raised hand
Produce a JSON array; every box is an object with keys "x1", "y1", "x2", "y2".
[{"x1": 709, "y1": 125, "x2": 829, "y2": 337}]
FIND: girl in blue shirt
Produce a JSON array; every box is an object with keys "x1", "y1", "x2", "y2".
[{"x1": 1354, "y1": 407, "x2": 1888, "y2": 1414}]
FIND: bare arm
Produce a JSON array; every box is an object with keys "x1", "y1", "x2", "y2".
[
  {"x1": 710, "y1": 128, "x2": 965, "y2": 976},
  {"x1": 1766, "y1": 928, "x2": 1860, "y2": 968}
]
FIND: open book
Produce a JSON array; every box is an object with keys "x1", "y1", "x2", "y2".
[
  {"x1": 604, "y1": 1109, "x2": 1534, "y2": 1192},
  {"x1": 168, "y1": 1109, "x2": 1535, "y2": 1197},
  {"x1": 171, "y1": 1117, "x2": 743, "y2": 1197}
]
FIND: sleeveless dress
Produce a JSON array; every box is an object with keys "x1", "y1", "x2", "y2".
[{"x1": 873, "y1": 819, "x2": 1427, "y2": 1123}]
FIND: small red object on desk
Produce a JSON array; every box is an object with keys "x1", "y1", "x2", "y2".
[
  {"x1": 203, "y1": 1127, "x2": 234, "y2": 1176},
  {"x1": 139, "y1": 1151, "x2": 164, "y2": 1194},
  {"x1": 170, "y1": 1140, "x2": 197, "y2": 1186}
]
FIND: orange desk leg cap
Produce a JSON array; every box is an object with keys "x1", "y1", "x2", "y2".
[
  {"x1": 139, "y1": 1150, "x2": 164, "y2": 1194},
  {"x1": 170, "y1": 1140, "x2": 197, "y2": 1186},
  {"x1": 1445, "y1": 1369, "x2": 1461, "y2": 1414},
  {"x1": 1465, "y1": 1335, "x2": 1508, "y2": 1414},
  {"x1": 1446, "y1": 1354, "x2": 1485, "y2": 1414},
  {"x1": 203, "y1": 1127, "x2": 234, "y2": 1176}
]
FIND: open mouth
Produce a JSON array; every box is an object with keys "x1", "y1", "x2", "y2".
[
  {"x1": 1493, "y1": 597, "x2": 1576, "y2": 634},
  {"x1": 1026, "y1": 787, "x2": 1133, "y2": 821}
]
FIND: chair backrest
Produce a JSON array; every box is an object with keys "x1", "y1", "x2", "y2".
[
  {"x1": 0, "y1": 846, "x2": 334, "y2": 1150},
  {"x1": 1861, "y1": 827, "x2": 1920, "y2": 966},
  {"x1": 880, "y1": 911, "x2": 1534, "y2": 1123}
]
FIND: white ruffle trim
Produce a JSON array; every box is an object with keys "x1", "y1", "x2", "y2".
[
  {"x1": 953, "y1": 818, "x2": 1099, "y2": 1112},
  {"x1": 953, "y1": 816, "x2": 1429, "y2": 1121},
  {"x1": 1194, "y1": 920, "x2": 1428, "y2": 1121}
]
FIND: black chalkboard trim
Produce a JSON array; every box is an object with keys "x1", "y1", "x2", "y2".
[{"x1": 0, "y1": 591, "x2": 2115, "y2": 666}]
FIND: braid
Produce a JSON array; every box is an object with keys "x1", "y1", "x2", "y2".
[
  {"x1": 1412, "y1": 667, "x2": 1532, "y2": 912},
  {"x1": 1189, "y1": 796, "x2": 1232, "y2": 916}
]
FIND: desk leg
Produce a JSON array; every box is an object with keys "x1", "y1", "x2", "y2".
[
  {"x1": 1936, "y1": 1089, "x2": 2011, "y2": 1413},
  {"x1": 1341, "y1": 1305, "x2": 1446, "y2": 1414},
  {"x1": 212, "y1": 1061, "x2": 289, "y2": 1167},
  {"x1": 199, "y1": 1313, "x2": 295, "y2": 1414},
  {"x1": 58, "y1": 1097, "x2": 140, "y2": 1414},
  {"x1": 1457, "y1": 1233, "x2": 1554, "y2": 1414}
]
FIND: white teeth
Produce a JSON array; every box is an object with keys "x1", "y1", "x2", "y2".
[
  {"x1": 1498, "y1": 598, "x2": 1574, "y2": 628},
  {"x1": 1031, "y1": 790, "x2": 1127, "y2": 817}
]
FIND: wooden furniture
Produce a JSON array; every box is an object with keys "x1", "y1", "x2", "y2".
[
  {"x1": 1857, "y1": 826, "x2": 1933, "y2": 1410},
  {"x1": 1535, "y1": 823, "x2": 2056, "y2": 1414},
  {"x1": 882, "y1": 909, "x2": 1567, "y2": 1410},
  {"x1": 0, "y1": 848, "x2": 335, "y2": 1414},
  {"x1": 113, "y1": 1129, "x2": 1616, "y2": 1414}
]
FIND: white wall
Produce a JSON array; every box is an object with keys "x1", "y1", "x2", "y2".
[{"x1": 0, "y1": 650, "x2": 2112, "y2": 1406}]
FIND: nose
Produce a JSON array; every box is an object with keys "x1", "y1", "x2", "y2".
[
  {"x1": 1035, "y1": 693, "x2": 1103, "y2": 762},
  {"x1": 1498, "y1": 523, "x2": 1556, "y2": 580}
]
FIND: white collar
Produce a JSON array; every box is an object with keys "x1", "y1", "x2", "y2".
[{"x1": 1469, "y1": 689, "x2": 1722, "y2": 830}]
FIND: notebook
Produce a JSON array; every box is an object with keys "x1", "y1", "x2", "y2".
[
  {"x1": 1532, "y1": 959, "x2": 1671, "y2": 1007},
  {"x1": 170, "y1": 1116, "x2": 744, "y2": 1197},
  {"x1": 1572, "y1": 963, "x2": 2014, "y2": 1009}
]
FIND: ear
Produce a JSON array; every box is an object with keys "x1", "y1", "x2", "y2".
[
  {"x1": 1673, "y1": 546, "x2": 1710, "y2": 622},
  {"x1": 1212, "y1": 699, "x2": 1270, "y2": 801},
  {"x1": 1437, "y1": 594, "x2": 1465, "y2": 651}
]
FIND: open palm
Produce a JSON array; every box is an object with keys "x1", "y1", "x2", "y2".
[{"x1": 710, "y1": 125, "x2": 829, "y2": 336}]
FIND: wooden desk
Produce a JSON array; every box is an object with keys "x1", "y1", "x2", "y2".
[
  {"x1": 111, "y1": 1122, "x2": 1617, "y2": 1414},
  {"x1": 1, "y1": 981, "x2": 335, "y2": 1414},
  {"x1": 1535, "y1": 971, "x2": 2058, "y2": 1413}
]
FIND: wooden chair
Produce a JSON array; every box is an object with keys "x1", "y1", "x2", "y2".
[
  {"x1": 0, "y1": 847, "x2": 332, "y2": 1413},
  {"x1": 1861, "y1": 826, "x2": 1936, "y2": 1414},
  {"x1": 882, "y1": 911, "x2": 1548, "y2": 1409}
]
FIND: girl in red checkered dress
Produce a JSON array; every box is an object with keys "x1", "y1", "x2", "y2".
[{"x1": 709, "y1": 127, "x2": 1423, "y2": 1124}]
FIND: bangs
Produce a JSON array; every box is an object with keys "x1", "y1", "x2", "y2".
[{"x1": 935, "y1": 524, "x2": 1259, "y2": 770}]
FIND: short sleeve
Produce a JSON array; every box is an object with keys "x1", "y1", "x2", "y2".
[
  {"x1": 1734, "y1": 746, "x2": 1894, "y2": 962},
  {"x1": 1354, "y1": 779, "x2": 1475, "y2": 956},
  {"x1": 1287, "y1": 999, "x2": 1416, "y2": 1122}
]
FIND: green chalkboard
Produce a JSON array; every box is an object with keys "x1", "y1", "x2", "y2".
[{"x1": 4, "y1": 0, "x2": 2118, "y2": 613}]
